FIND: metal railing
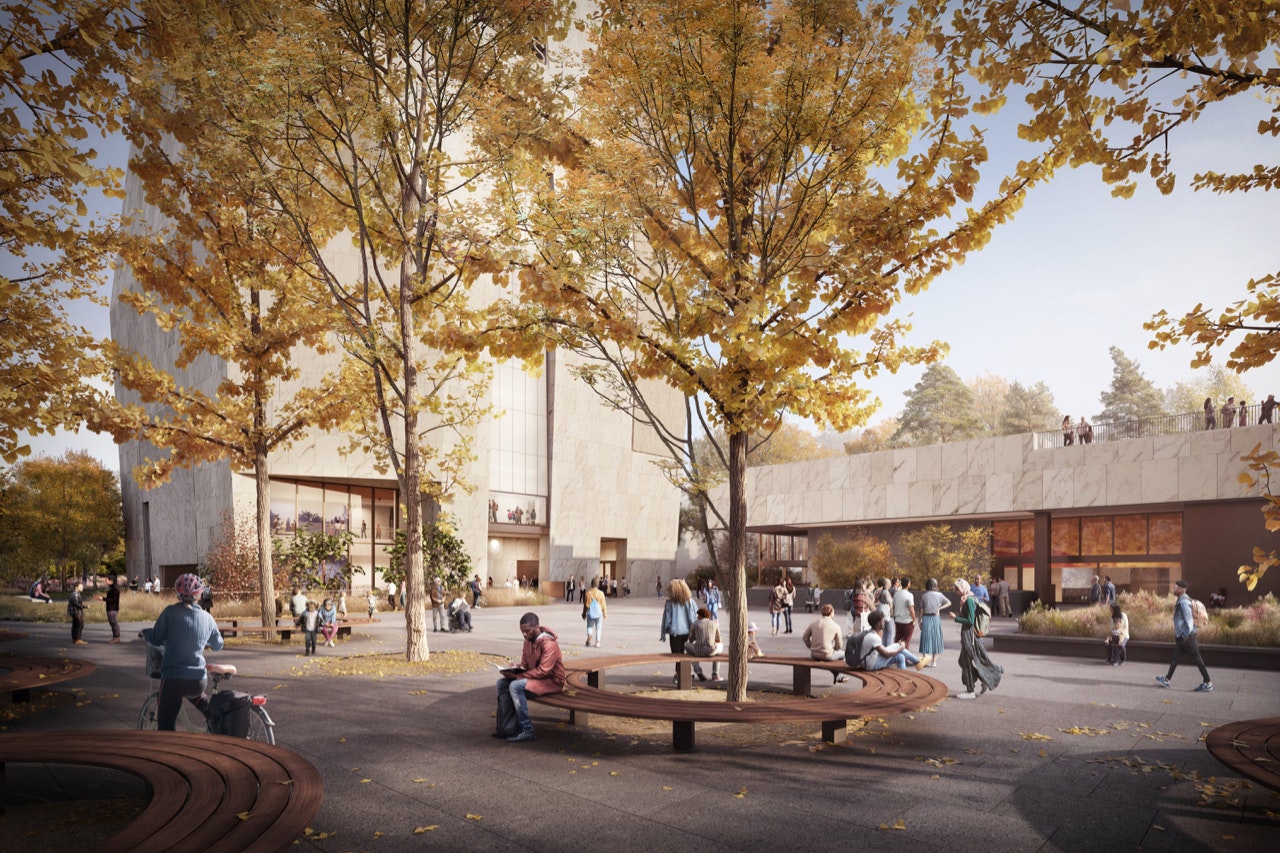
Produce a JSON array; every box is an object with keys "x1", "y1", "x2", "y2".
[{"x1": 1031, "y1": 404, "x2": 1267, "y2": 451}]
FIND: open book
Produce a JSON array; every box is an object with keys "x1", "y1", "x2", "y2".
[{"x1": 492, "y1": 662, "x2": 526, "y2": 674}]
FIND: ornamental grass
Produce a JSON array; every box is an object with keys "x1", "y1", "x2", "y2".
[{"x1": 1017, "y1": 591, "x2": 1280, "y2": 648}]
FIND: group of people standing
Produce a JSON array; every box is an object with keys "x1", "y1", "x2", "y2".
[
  {"x1": 1204, "y1": 395, "x2": 1274, "y2": 429},
  {"x1": 1062, "y1": 416, "x2": 1094, "y2": 446}
]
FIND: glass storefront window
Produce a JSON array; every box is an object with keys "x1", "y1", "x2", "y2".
[
  {"x1": 324, "y1": 486, "x2": 349, "y2": 536},
  {"x1": 1051, "y1": 517, "x2": 1078, "y2": 557},
  {"x1": 1149, "y1": 513, "x2": 1182, "y2": 553},
  {"x1": 297, "y1": 483, "x2": 324, "y2": 534},
  {"x1": 270, "y1": 480, "x2": 296, "y2": 535},
  {"x1": 993, "y1": 521, "x2": 1019, "y2": 556},
  {"x1": 1114, "y1": 515, "x2": 1147, "y2": 555},
  {"x1": 373, "y1": 490, "x2": 396, "y2": 541},
  {"x1": 1081, "y1": 516, "x2": 1112, "y2": 555},
  {"x1": 350, "y1": 487, "x2": 372, "y2": 540}
]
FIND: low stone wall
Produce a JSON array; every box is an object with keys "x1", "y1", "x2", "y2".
[{"x1": 992, "y1": 633, "x2": 1280, "y2": 671}]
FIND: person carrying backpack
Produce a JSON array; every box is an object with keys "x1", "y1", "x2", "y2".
[
  {"x1": 953, "y1": 578, "x2": 1002, "y2": 699},
  {"x1": 583, "y1": 581, "x2": 607, "y2": 647},
  {"x1": 1155, "y1": 580, "x2": 1213, "y2": 692}
]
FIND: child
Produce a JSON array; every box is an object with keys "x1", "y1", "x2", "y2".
[
  {"x1": 746, "y1": 621, "x2": 763, "y2": 659},
  {"x1": 1104, "y1": 604, "x2": 1128, "y2": 666},
  {"x1": 337, "y1": 590, "x2": 348, "y2": 618},
  {"x1": 366, "y1": 589, "x2": 377, "y2": 618},
  {"x1": 300, "y1": 600, "x2": 320, "y2": 656},
  {"x1": 319, "y1": 598, "x2": 339, "y2": 647}
]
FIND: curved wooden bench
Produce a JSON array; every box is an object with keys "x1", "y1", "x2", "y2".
[
  {"x1": 527, "y1": 653, "x2": 949, "y2": 750},
  {"x1": 0, "y1": 655, "x2": 96, "y2": 703},
  {"x1": 0, "y1": 730, "x2": 323, "y2": 852},
  {"x1": 1206, "y1": 716, "x2": 1280, "y2": 793},
  {"x1": 0, "y1": 629, "x2": 28, "y2": 643}
]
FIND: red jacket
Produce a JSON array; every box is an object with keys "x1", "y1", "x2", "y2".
[{"x1": 517, "y1": 627, "x2": 565, "y2": 696}]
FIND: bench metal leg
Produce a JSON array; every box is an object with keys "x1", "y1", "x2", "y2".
[
  {"x1": 673, "y1": 720, "x2": 695, "y2": 751},
  {"x1": 821, "y1": 720, "x2": 848, "y2": 744},
  {"x1": 792, "y1": 667, "x2": 812, "y2": 696}
]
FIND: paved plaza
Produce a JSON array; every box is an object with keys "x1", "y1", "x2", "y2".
[{"x1": 3, "y1": 596, "x2": 1278, "y2": 851}]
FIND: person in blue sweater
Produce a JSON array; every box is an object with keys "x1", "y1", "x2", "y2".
[
  {"x1": 146, "y1": 573, "x2": 224, "y2": 731},
  {"x1": 659, "y1": 579, "x2": 699, "y2": 684}
]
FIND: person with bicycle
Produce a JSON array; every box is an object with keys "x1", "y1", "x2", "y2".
[{"x1": 147, "y1": 573, "x2": 224, "y2": 731}]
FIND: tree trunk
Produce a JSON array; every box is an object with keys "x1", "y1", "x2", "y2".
[
  {"x1": 723, "y1": 430, "x2": 749, "y2": 702},
  {"x1": 255, "y1": 445, "x2": 276, "y2": 636},
  {"x1": 400, "y1": 258, "x2": 430, "y2": 663}
]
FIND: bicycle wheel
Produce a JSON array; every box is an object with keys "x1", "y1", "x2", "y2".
[
  {"x1": 246, "y1": 705, "x2": 276, "y2": 745},
  {"x1": 136, "y1": 690, "x2": 205, "y2": 732},
  {"x1": 136, "y1": 692, "x2": 160, "y2": 730}
]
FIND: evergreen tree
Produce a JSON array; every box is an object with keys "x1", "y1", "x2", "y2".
[
  {"x1": 999, "y1": 381, "x2": 1058, "y2": 435},
  {"x1": 893, "y1": 365, "x2": 984, "y2": 446},
  {"x1": 1098, "y1": 347, "x2": 1166, "y2": 427}
]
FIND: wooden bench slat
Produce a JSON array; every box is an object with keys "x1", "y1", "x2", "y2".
[
  {"x1": 1206, "y1": 716, "x2": 1280, "y2": 793},
  {"x1": 0, "y1": 655, "x2": 96, "y2": 703},
  {"x1": 528, "y1": 653, "x2": 949, "y2": 750},
  {"x1": 0, "y1": 730, "x2": 322, "y2": 852}
]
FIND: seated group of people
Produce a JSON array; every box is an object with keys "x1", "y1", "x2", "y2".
[{"x1": 803, "y1": 605, "x2": 931, "y2": 682}]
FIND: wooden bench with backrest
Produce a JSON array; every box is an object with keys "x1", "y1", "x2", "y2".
[
  {"x1": 0, "y1": 655, "x2": 96, "y2": 703},
  {"x1": 0, "y1": 729, "x2": 323, "y2": 851},
  {"x1": 526, "y1": 653, "x2": 948, "y2": 751}
]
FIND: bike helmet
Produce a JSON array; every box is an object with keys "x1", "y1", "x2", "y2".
[{"x1": 175, "y1": 573, "x2": 205, "y2": 600}]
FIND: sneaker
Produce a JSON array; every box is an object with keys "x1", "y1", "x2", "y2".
[
  {"x1": 506, "y1": 730, "x2": 536, "y2": 743},
  {"x1": 1194, "y1": 682, "x2": 1214, "y2": 692},
  {"x1": 108, "y1": 637, "x2": 122, "y2": 643},
  {"x1": 593, "y1": 643, "x2": 600, "y2": 648},
  {"x1": 73, "y1": 639, "x2": 87, "y2": 645},
  {"x1": 914, "y1": 655, "x2": 931, "y2": 671},
  {"x1": 955, "y1": 691, "x2": 976, "y2": 699},
  {"x1": 1155, "y1": 676, "x2": 1171, "y2": 688},
  {"x1": 834, "y1": 675, "x2": 849, "y2": 684},
  {"x1": 711, "y1": 676, "x2": 723, "y2": 683}
]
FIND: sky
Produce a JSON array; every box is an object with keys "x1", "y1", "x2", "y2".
[{"x1": 18, "y1": 58, "x2": 1280, "y2": 474}]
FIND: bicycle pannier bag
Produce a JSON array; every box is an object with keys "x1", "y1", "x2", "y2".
[{"x1": 207, "y1": 690, "x2": 252, "y2": 738}]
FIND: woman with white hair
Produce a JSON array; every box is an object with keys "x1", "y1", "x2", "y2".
[{"x1": 953, "y1": 578, "x2": 1003, "y2": 699}]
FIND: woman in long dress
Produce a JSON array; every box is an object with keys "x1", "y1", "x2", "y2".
[
  {"x1": 918, "y1": 578, "x2": 951, "y2": 667},
  {"x1": 953, "y1": 578, "x2": 1003, "y2": 699}
]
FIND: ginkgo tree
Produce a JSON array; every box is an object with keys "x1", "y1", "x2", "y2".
[
  {"x1": 145, "y1": 0, "x2": 573, "y2": 661},
  {"x1": 924, "y1": 0, "x2": 1280, "y2": 586},
  {"x1": 91, "y1": 1, "x2": 356, "y2": 633},
  {"x1": 504, "y1": 0, "x2": 1046, "y2": 699},
  {"x1": 0, "y1": 1, "x2": 138, "y2": 463}
]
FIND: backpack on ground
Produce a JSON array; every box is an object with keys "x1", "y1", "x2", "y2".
[
  {"x1": 206, "y1": 690, "x2": 252, "y2": 738},
  {"x1": 844, "y1": 629, "x2": 876, "y2": 670},
  {"x1": 973, "y1": 600, "x2": 992, "y2": 638},
  {"x1": 1190, "y1": 598, "x2": 1210, "y2": 630}
]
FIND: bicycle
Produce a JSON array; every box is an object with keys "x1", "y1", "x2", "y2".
[{"x1": 137, "y1": 640, "x2": 275, "y2": 744}]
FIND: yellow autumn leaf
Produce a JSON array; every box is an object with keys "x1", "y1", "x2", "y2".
[
  {"x1": 339, "y1": 737, "x2": 347, "y2": 743},
  {"x1": 610, "y1": 771, "x2": 620, "y2": 776},
  {"x1": 360, "y1": 778, "x2": 371, "y2": 783},
  {"x1": 237, "y1": 811, "x2": 252, "y2": 821},
  {"x1": 734, "y1": 787, "x2": 748, "y2": 798},
  {"x1": 414, "y1": 826, "x2": 438, "y2": 833},
  {"x1": 467, "y1": 814, "x2": 483, "y2": 821},
  {"x1": 662, "y1": 786, "x2": 673, "y2": 791},
  {"x1": 1019, "y1": 732, "x2": 1053, "y2": 741},
  {"x1": 373, "y1": 831, "x2": 383, "y2": 839},
  {"x1": 413, "y1": 778, "x2": 429, "y2": 783}
]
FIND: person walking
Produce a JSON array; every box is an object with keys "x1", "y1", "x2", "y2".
[
  {"x1": 300, "y1": 601, "x2": 320, "y2": 656},
  {"x1": 583, "y1": 580, "x2": 607, "y2": 648},
  {"x1": 659, "y1": 579, "x2": 699, "y2": 682},
  {"x1": 918, "y1": 578, "x2": 951, "y2": 666},
  {"x1": 953, "y1": 578, "x2": 1002, "y2": 699},
  {"x1": 768, "y1": 578, "x2": 787, "y2": 636},
  {"x1": 782, "y1": 576, "x2": 796, "y2": 634},
  {"x1": 1156, "y1": 580, "x2": 1213, "y2": 692}
]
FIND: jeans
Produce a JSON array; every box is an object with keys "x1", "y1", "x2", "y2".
[
  {"x1": 783, "y1": 606, "x2": 793, "y2": 632},
  {"x1": 1166, "y1": 633, "x2": 1211, "y2": 683},
  {"x1": 870, "y1": 652, "x2": 907, "y2": 670},
  {"x1": 586, "y1": 616, "x2": 602, "y2": 645},
  {"x1": 107, "y1": 610, "x2": 120, "y2": 639},
  {"x1": 497, "y1": 677, "x2": 533, "y2": 733},
  {"x1": 304, "y1": 629, "x2": 317, "y2": 654},
  {"x1": 771, "y1": 612, "x2": 783, "y2": 632}
]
